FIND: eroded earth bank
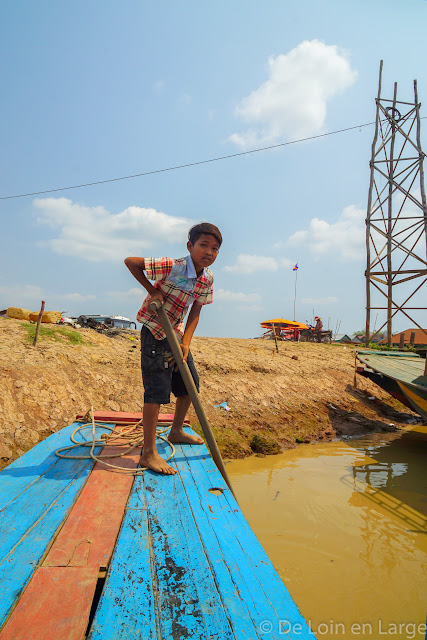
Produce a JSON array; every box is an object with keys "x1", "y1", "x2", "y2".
[{"x1": 0, "y1": 317, "x2": 420, "y2": 470}]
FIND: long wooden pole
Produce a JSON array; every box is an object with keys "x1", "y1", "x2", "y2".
[
  {"x1": 387, "y1": 82, "x2": 398, "y2": 346},
  {"x1": 32, "y1": 300, "x2": 45, "y2": 347},
  {"x1": 413, "y1": 80, "x2": 427, "y2": 375},
  {"x1": 149, "y1": 299, "x2": 236, "y2": 498},
  {"x1": 366, "y1": 60, "x2": 383, "y2": 347}
]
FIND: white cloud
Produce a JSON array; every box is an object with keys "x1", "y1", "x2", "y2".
[
  {"x1": 0, "y1": 283, "x2": 96, "y2": 309},
  {"x1": 62, "y1": 293, "x2": 96, "y2": 302},
  {"x1": 215, "y1": 288, "x2": 262, "y2": 311},
  {"x1": 301, "y1": 296, "x2": 339, "y2": 304},
  {"x1": 107, "y1": 288, "x2": 145, "y2": 300},
  {"x1": 153, "y1": 80, "x2": 165, "y2": 93},
  {"x1": 179, "y1": 93, "x2": 192, "y2": 104},
  {"x1": 223, "y1": 254, "x2": 291, "y2": 274},
  {"x1": 215, "y1": 289, "x2": 261, "y2": 303},
  {"x1": 0, "y1": 284, "x2": 44, "y2": 304},
  {"x1": 229, "y1": 40, "x2": 357, "y2": 149},
  {"x1": 287, "y1": 205, "x2": 365, "y2": 261},
  {"x1": 34, "y1": 198, "x2": 193, "y2": 262}
]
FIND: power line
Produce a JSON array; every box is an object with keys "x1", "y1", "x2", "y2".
[{"x1": 0, "y1": 119, "x2": 393, "y2": 201}]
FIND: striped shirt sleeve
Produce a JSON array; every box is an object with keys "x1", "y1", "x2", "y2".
[
  {"x1": 193, "y1": 269, "x2": 214, "y2": 305},
  {"x1": 144, "y1": 257, "x2": 174, "y2": 281}
]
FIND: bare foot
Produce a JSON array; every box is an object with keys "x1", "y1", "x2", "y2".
[
  {"x1": 168, "y1": 430, "x2": 204, "y2": 445},
  {"x1": 140, "y1": 451, "x2": 176, "y2": 475}
]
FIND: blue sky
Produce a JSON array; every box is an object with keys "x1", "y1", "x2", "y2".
[{"x1": 1, "y1": 0, "x2": 426, "y2": 338}]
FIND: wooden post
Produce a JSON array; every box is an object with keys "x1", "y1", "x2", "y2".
[
  {"x1": 386, "y1": 82, "x2": 398, "y2": 347},
  {"x1": 399, "y1": 332, "x2": 405, "y2": 350},
  {"x1": 271, "y1": 323, "x2": 279, "y2": 354},
  {"x1": 149, "y1": 299, "x2": 236, "y2": 499},
  {"x1": 414, "y1": 80, "x2": 427, "y2": 264},
  {"x1": 414, "y1": 80, "x2": 427, "y2": 378},
  {"x1": 353, "y1": 353, "x2": 358, "y2": 388},
  {"x1": 32, "y1": 301, "x2": 45, "y2": 347},
  {"x1": 410, "y1": 331, "x2": 416, "y2": 347},
  {"x1": 366, "y1": 60, "x2": 383, "y2": 347}
]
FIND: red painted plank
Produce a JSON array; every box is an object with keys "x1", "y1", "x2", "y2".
[
  {"x1": 43, "y1": 444, "x2": 141, "y2": 568},
  {"x1": 75, "y1": 410, "x2": 189, "y2": 424},
  {"x1": 0, "y1": 566, "x2": 98, "y2": 640}
]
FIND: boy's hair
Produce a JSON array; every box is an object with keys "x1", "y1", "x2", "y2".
[{"x1": 188, "y1": 223, "x2": 222, "y2": 247}]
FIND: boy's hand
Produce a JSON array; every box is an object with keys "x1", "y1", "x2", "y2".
[
  {"x1": 148, "y1": 290, "x2": 165, "y2": 305},
  {"x1": 168, "y1": 343, "x2": 189, "y2": 371}
]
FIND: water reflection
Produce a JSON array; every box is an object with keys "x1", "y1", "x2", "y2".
[
  {"x1": 346, "y1": 426, "x2": 427, "y2": 526},
  {"x1": 227, "y1": 425, "x2": 427, "y2": 640}
]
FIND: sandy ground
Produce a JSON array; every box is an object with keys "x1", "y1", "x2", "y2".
[{"x1": 0, "y1": 316, "x2": 421, "y2": 469}]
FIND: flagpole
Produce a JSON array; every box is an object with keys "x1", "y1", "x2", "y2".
[{"x1": 293, "y1": 268, "x2": 298, "y2": 321}]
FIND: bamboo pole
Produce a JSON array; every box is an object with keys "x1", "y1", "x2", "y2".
[
  {"x1": 149, "y1": 299, "x2": 236, "y2": 498},
  {"x1": 32, "y1": 300, "x2": 45, "y2": 347},
  {"x1": 387, "y1": 82, "x2": 398, "y2": 347},
  {"x1": 366, "y1": 60, "x2": 383, "y2": 347},
  {"x1": 413, "y1": 80, "x2": 427, "y2": 376}
]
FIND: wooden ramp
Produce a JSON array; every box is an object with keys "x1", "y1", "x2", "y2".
[
  {"x1": 0, "y1": 414, "x2": 315, "y2": 639},
  {"x1": 356, "y1": 350, "x2": 427, "y2": 420}
]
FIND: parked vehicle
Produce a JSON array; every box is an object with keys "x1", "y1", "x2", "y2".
[{"x1": 77, "y1": 315, "x2": 136, "y2": 330}]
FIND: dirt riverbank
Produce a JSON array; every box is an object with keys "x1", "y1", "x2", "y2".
[{"x1": 0, "y1": 316, "x2": 421, "y2": 469}]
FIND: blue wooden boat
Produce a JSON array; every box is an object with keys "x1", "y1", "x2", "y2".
[{"x1": 0, "y1": 412, "x2": 316, "y2": 639}]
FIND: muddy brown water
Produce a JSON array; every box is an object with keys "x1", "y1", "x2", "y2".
[{"x1": 227, "y1": 425, "x2": 427, "y2": 640}]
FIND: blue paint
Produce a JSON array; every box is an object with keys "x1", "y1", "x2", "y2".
[
  {"x1": 0, "y1": 423, "x2": 316, "y2": 639},
  {"x1": 0, "y1": 422, "x2": 110, "y2": 511},
  {"x1": 178, "y1": 441, "x2": 316, "y2": 639},
  {"x1": 0, "y1": 425, "x2": 110, "y2": 628},
  {"x1": 143, "y1": 454, "x2": 235, "y2": 640},
  {"x1": 88, "y1": 503, "x2": 158, "y2": 640},
  {"x1": 88, "y1": 435, "x2": 315, "y2": 639}
]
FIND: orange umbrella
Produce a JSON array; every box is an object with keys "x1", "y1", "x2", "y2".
[{"x1": 260, "y1": 318, "x2": 308, "y2": 329}]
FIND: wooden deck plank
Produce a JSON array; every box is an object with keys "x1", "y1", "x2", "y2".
[
  {"x1": 0, "y1": 448, "x2": 100, "y2": 628},
  {"x1": 143, "y1": 446, "x2": 235, "y2": 640},
  {"x1": 43, "y1": 445, "x2": 141, "y2": 568},
  {"x1": 166, "y1": 448, "x2": 262, "y2": 638},
  {"x1": 180, "y1": 442, "x2": 315, "y2": 636},
  {"x1": 87, "y1": 493, "x2": 158, "y2": 639},
  {"x1": 0, "y1": 566, "x2": 99, "y2": 640},
  {"x1": 174, "y1": 436, "x2": 316, "y2": 640},
  {"x1": 0, "y1": 447, "x2": 97, "y2": 561},
  {"x1": 89, "y1": 442, "x2": 235, "y2": 640},
  {"x1": 0, "y1": 422, "x2": 109, "y2": 512}
]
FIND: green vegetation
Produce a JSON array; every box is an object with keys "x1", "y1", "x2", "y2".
[
  {"x1": 20, "y1": 323, "x2": 85, "y2": 345},
  {"x1": 250, "y1": 433, "x2": 281, "y2": 455},
  {"x1": 366, "y1": 342, "x2": 416, "y2": 352}
]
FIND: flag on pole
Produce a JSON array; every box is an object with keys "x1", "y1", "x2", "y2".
[{"x1": 293, "y1": 263, "x2": 298, "y2": 271}]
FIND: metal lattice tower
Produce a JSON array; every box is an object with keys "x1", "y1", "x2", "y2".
[{"x1": 365, "y1": 61, "x2": 427, "y2": 347}]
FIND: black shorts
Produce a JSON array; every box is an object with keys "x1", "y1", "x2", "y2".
[{"x1": 140, "y1": 325, "x2": 200, "y2": 404}]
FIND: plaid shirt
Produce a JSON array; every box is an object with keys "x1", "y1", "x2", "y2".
[{"x1": 136, "y1": 255, "x2": 214, "y2": 340}]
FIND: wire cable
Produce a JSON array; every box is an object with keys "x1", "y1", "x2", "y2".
[{"x1": 0, "y1": 120, "x2": 378, "y2": 201}]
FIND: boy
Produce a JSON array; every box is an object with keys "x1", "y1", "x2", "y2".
[{"x1": 124, "y1": 222, "x2": 222, "y2": 475}]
